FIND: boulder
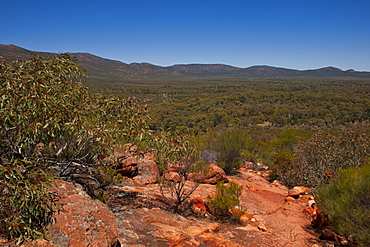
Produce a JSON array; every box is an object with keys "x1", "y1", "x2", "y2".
[
  {"x1": 141, "y1": 149, "x2": 156, "y2": 161},
  {"x1": 285, "y1": 196, "x2": 296, "y2": 202},
  {"x1": 239, "y1": 212, "x2": 255, "y2": 225},
  {"x1": 116, "y1": 156, "x2": 138, "y2": 177},
  {"x1": 202, "y1": 163, "x2": 229, "y2": 184},
  {"x1": 288, "y1": 186, "x2": 310, "y2": 198},
  {"x1": 190, "y1": 198, "x2": 207, "y2": 216},
  {"x1": 242, "y1": 161, "x2": 255, "y2": 170},
  {"x1": 271, "y1": 180, "x2": 288, "y2": 190},
  {"x1": 164, "y1": 171, "x2": 181, "y2": 182},
  {"x1": 311, "y1": 209, "x2": 329, "y2": 229},
  {"x1": 132, "y1": 159, "x2": 159, "y2": 185},
  {"x1": 166, "y1": 162, "x2": 186, "y2": 174},
  {"x1": 47, "y1": 180, "x2": 119, "y2": 247},
  {"x1": 258, "y1": 224, "x2": 268, "y2": 232},
  {"x1": 117, "y1": 156, "x2": 159, "y2": 185},
  {"x1": 302, "y1": 206, "x2": 315, "y2": 216},
  {"x1": 69, "y1": 173, "x2": 102, "y2": 197},
  {"x1": 308, "y1": 198, "x2": 316, "y2": 208}
]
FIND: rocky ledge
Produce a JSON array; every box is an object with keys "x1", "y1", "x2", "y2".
[{"x1": 18, "y1": 166, "x2": 338, "y2": 247}]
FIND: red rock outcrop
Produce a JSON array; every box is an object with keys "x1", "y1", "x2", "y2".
[
  {"x1": 190, "y1": 197, "x2": 207, "y2": 216},
  {"x1": 107, "y1": 170, "x2": 322, "y2": 246},
  {"x1": 6, "y1": 161, "x2": 327, "y2": 246},
  {"x1": 113, "y1": 207, "x2": 232, "y2": 246},
  {"x1": 20, "y1": 239, "x2": 57, "y2": 247},
  {"x1": 132, "y1": 158, "x2": 159, "y2": 185},
  {"x1": 47, "y1": 180, "x2": 119, "y2": 247},
  {"x1": 116, "y1": 156, "x2": 159, "y2": 185},
  {"x1": 202, "y1": 163, "x2": 229, "y2": 184},
  {"x1": 288, "y1": 186, "x2": 310, "y2": 198},
  {"x1": 164, "y1": 171, "x2": 181, "y2": 182},
  {"x1": 116, "y1": 156, "x2": 138, "y2": 176}
]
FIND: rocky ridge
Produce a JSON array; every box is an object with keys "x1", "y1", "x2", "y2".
[
  {"x1": 10, "y1": 148, "x2": 343, "y2": 247},
  {"x1": 22, "y1": 173, "x2": 326, "y2": 247},
  {"x1": 1, "y1": 44, "x2": 370, "y2": 81}
]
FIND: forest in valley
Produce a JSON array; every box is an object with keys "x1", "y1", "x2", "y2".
[
  {"x1": 1, "y1": 55, "x2": 369, "y2": 246},
  {"x1": 88, "y1": 77, "x2": 370, "y2": 133}
]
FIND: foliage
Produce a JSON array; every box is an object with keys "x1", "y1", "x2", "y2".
[
  {"x1": 94, "y1": 165, "x2": 123, "y2": 188},
  {"x1": 207, "y1": 181, "x2": 244, "y2": 218},
  {"x1": 149, "y1": 131, "x2": 197, "y2": 173},
  {"x1": 269, "y1": 151, "x2": 300, "y2": 187},
  {"x1": 268, "y1": 128, "x2": 306, "y2": 154},
  {"x1": 0, "y1": 55, "x2": 150, "y2": 244},
  {"x1": 200, "y1": 128, "x2": 311, "y2": 174},
  {"x1": 273, "y1": 128, "x2": 370, "y2": 188},
  {"x1": 149, "y1": 131, "x2": 207, "y2": 212},
  {"x1": 135, "y1": 78, "x2": 370, "y2": 133},
  {"x1": 316, "y1": 163, "x2": 370, "y2": 247},
  {"x1": 88, "y1": 95, "x2": 150, "y2": 147},
  {"x1": 0, "y1": 55, "x2": 150, "y2": 167},
  {"x1": 205, "y1": 128, "x2": 247, "y2": 174},
  {"x1": 0, "y1": 54, "x2": 86, "y2": 244},
  {"x1": 293, "y1": 128, "x2": 370, "y2": 188},
  {"x1": 0, "y1": 54, "x2": 87, "y2": 159},
  {"x1": 0, "y1": 160, "x2": 60, "y2": 245}
]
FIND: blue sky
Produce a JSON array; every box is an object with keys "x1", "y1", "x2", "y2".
[{"x1": 1, "y1": 0, "x2": 370, "y2": 71}]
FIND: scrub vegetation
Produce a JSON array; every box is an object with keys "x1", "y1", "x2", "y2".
[{"x1": 1, "y1": 54, "x2": 369, "y2": 244}]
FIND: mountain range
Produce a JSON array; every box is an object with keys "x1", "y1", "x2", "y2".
[{"x1": 1, "y1": 44, "x2": 370, "y2": 82}]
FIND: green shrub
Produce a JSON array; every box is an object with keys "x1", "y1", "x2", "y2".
[
  {"x1": 0, "y1": 160, "x2": 60, "y2": 245},
  {"x1": 0, "y1": 54, "x2": 84, "y2": 244},
  {"x1": 269, "y1": 151, "x2": 301, "y2": 188},
  {"x1": 207, "y1": 181, "x2": 244, "y2": 218},
  {"x1": 282, "y1": 128, "x2": 370, "y2": 188},
  {"x1": 0, "y1": 54, "x2": 151, "y2": 244},
  {"x1": 316, "y1": 163, "x2": 370, "y2": 247},
  {"x1": 0, "y1": 54, "x2": 88, "y2": 155},
  {"x1": 0, "y1": 55, "x2": 150, "y2": 166},
  {"x1": 205, "y1": 129, "x2": 247, "y2": 174},
  {"x1": 94, "y1": 165, "x2": 123, "y2": 188}
]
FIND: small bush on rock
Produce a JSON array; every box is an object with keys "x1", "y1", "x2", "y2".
[
  {"x1": 150, "y1": 131, "x2": 208, "y2": 212},
  {"x1": 207, "y1": 181, "x2": 244, "y2": 218}
]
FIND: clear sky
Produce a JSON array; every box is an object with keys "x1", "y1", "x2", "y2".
[{"x1": 1, "y1": 0, "x2": 370, "y2": 71}]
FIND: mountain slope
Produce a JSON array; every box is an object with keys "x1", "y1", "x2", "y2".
[{"x1": 1, "y1": 44, "x2": 370, "y2": 81}]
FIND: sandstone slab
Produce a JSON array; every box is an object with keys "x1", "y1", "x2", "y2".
[{"x1": 47, "y1": 180, "x2": 119, "y2": 247}]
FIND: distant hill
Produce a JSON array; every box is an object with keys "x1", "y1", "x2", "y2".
[{"x1": 1, "y1": 44, "x2": 370, "y2": 83}]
